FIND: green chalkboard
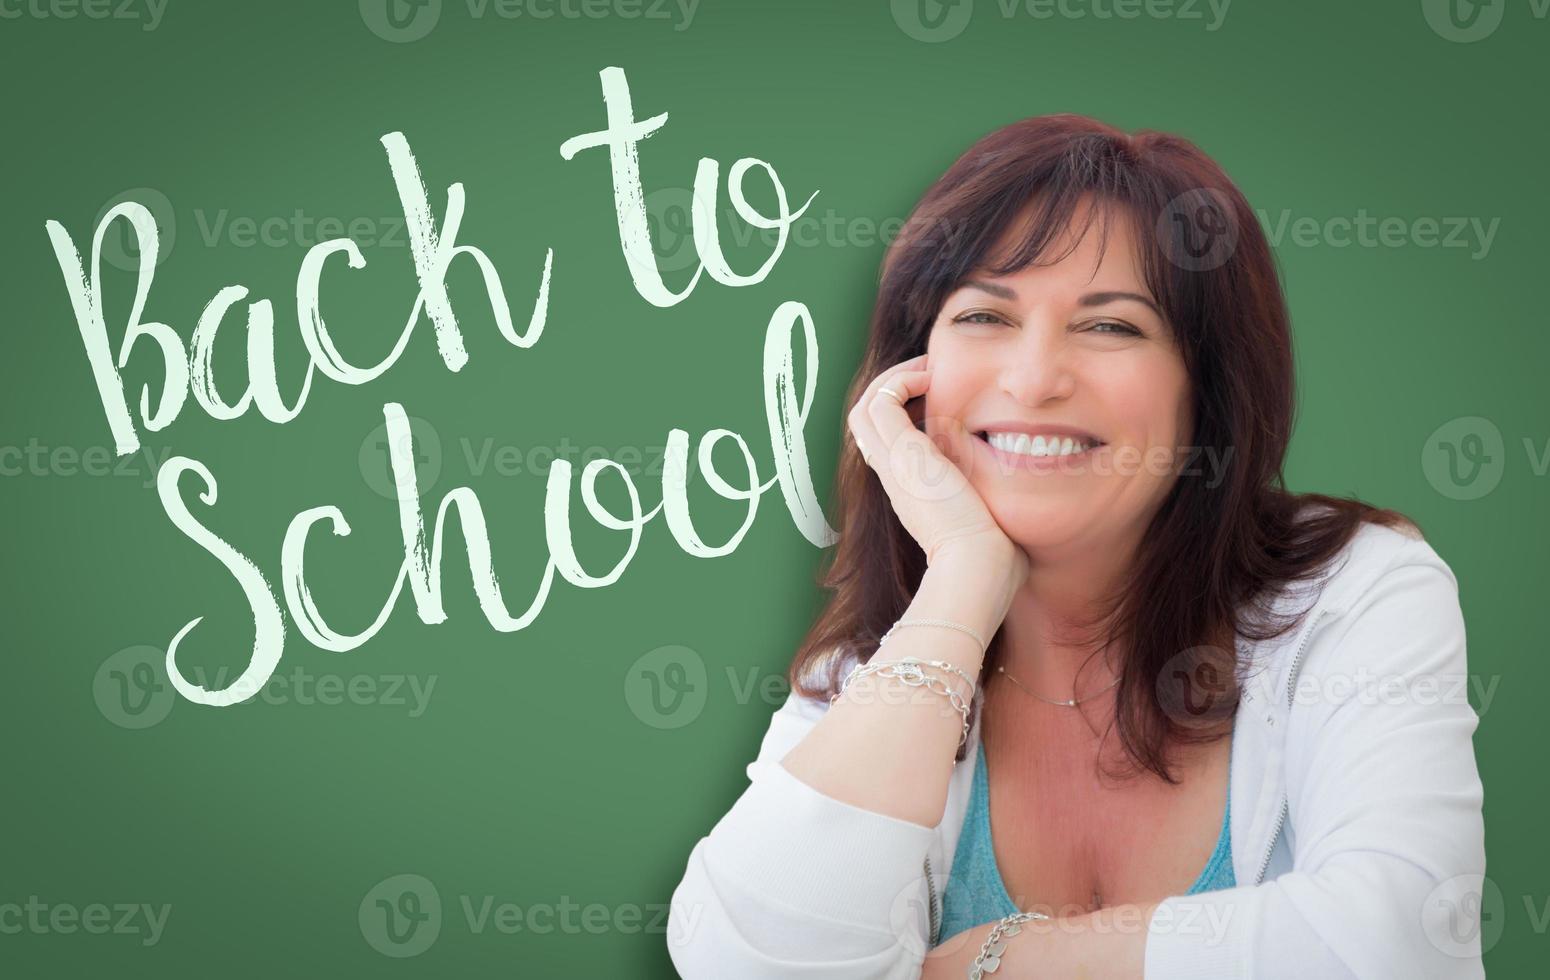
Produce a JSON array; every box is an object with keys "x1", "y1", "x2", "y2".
[{"x1": 1, "y1": 1, "x2": 1541, "y2": 976}]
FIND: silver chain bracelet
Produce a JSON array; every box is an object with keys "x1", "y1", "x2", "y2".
[
  {"x1": 968, "y1": 910, "x2": 1051, "y2": 978},
  {"x1": 880, "y1": 616, "x2": 987, "y2": 654},
  {"x1": 830, "y1": 658, "x2": 974, "y2": 749}
]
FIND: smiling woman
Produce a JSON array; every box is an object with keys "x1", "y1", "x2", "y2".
[{"x1": 666, "y1": 113, "x2": 1486, "y2": 980}]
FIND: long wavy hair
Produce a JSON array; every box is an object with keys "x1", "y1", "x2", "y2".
[{"x1": 787, "y1": 113, "x2": 1411, "y2": 781}]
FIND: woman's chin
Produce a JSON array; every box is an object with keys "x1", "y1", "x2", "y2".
[{"x1": 986, "y1": 509, "x2": 1097, "y2": 556}]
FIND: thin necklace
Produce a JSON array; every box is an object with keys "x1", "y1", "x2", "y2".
[{"x1": 995, "y1": 664, "x2": 1121, "y2": 707}]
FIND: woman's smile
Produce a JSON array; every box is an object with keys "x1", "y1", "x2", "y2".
[{"x1": 971, "y1": 424, "x2": 1107, "y2": 474}]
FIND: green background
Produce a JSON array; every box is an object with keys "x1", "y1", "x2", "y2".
[{"x1": 1, "y1": 0, "x2": 1541, "y2": 975}]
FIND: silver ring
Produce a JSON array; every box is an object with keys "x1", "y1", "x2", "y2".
[{"x1": 879, "y1": 385, "x2": 904, "y2": 403}]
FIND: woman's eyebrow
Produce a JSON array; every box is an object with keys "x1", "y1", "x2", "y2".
[
  {"x1": 959, "y1": 279, "x2": 1018, "y2": 300},
  {"x1": 1080, "y1": 290, "x2": 1163, "y2": 318},
  {"x1": 958, "y1": 280, "x2": 1162, "y2": 319}
]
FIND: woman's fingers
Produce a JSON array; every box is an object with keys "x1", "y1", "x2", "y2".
[
  {"x1": 860, "y1": 354, "x2": 927, "y2": 409},
  {"x1": 848, "y1": 354, "x2": 926, "y2": 467},
  {"x1": 861, "y1": 366, "x2": 970, "y2": 504},
  {"x1": 866, "y1": 368, "x2": 931, "y2": 443}
]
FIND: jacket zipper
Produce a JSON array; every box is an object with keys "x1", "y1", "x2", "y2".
[
  {"x1": 1254, "y1": 609, "x2": 1326, "y2": 884},
  {"x1": 923, "y1": 854, "x2": 940, "y2": 946}
]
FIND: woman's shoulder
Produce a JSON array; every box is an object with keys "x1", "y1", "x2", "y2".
[
  {"x1": 1271, "y1": 509, "x2": 1466, "y2": 687},
  {"x1": 1296, "y1": 510, "x2": 1458, "y2": 620}
]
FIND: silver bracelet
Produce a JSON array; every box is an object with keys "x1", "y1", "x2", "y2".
[
  {"x1": 894, "y1": 655, "x2": 977, "y2": 699},
  {"x1": 968, "y1": 910, "x2": 1051, "y2": 978},
  {"x1": 880, "y1": 617, "x2": 988, "y2": 654},
  {"x1": 830, "y1": 659, "x2": 973, "y2": 749}
]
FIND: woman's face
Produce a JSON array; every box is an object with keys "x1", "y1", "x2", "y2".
[{"x1": 924, "y1": 201, "x2": 1192, "y2": 559}]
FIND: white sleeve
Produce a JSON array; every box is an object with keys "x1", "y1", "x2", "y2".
[
  {"x1": 1144, "y1": 539, "x2": 1488, "y2": 979},
  {"x1": 666, "y1": 683, "x2": 938, "y2": 979}
]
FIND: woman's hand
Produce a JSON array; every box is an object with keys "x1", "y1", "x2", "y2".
[
  {"x1": 847, "y1": 353, "x2": 1029, "y2": 584},
  {"x1": 919, "y1": 904, "x2": 1159, "y2": 979}
]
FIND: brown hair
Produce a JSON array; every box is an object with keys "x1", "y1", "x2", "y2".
[{"x1": 787, "y1": 113, "x2": 1412, "y2": 782}]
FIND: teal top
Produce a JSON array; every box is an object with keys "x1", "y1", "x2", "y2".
[{"x1": 932, "y1": 729, "x2": 1235, "y2": 947}]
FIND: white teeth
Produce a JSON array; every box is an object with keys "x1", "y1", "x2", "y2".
[{"x1": 984, "y1": 431, "x2": 1095, "y2": 458}]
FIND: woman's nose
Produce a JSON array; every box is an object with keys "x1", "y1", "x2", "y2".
[{"x1": 999, "y1": 323, "x2": 1076, "y2": 405}]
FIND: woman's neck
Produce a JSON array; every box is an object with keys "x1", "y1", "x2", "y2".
[{"x1": 994, "y1": 535, "x2": 1134, "y2": 706}]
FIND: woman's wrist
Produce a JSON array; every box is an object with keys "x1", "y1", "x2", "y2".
[{"x1": 890, "y1": 543, "x2": 1020, "y2": 669}]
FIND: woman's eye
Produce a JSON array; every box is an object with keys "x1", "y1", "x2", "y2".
[
  {"x1": 1086, "y1": 320, "x2": 1142, "y2": 337},
  {"x1": 951, "y1": 311, "x2": 1007, "y2": 327}
]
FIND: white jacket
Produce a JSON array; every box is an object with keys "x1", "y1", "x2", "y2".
[{"x1": 666, "y1": 522, "x2": 1488, "y2": 978}]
